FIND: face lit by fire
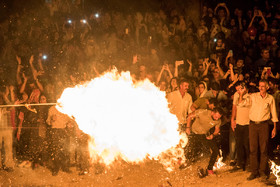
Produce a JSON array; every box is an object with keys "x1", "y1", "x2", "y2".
[
  {"x1": 170, "y1": 78, "x2": 177, "y2": 89},
  {"x1": 211, "y1": 111, "x2": 222, "y2": 121},
  {"x1": 198, "y1": 83, "x2": 205, "y2": 94},
  {"x1": 159, "y1": 81, "x2": 167, "y2": 91},
  {"x1": 259, "y1": 81, "x2": 269, "y2": 95},
  {"x1": 236, "y1": 59, "x2": 244, "y2": 68},
  {"x1": 180, "y1": 82, "x2": 189, "y2": 93}
]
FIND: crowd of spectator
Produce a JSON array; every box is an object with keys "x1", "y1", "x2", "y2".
[{"x1": 0, "y1": 0, "x2": 279, "y2": 177}]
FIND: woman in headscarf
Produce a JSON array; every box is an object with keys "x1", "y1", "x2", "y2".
[{"x1": 195, "y1": 81, "x2": 208, "y2": 99}]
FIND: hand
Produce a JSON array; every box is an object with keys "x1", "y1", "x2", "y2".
[
  {"x1": 29, "y1": 55, "x2": 34, "y2": 64},
  {"x1": 37, "y1": 70, "x2": 45, "y2": 76},
  {"x1": 227, "y1": 51, "x2": 233, "y2": 58},
  {"x1": 4, "y1": 86, "x2": 9, "y2": 97},
  {"x1": 215, "y1": 57, "x2": 220, "y2": 66},
  {"x1": 16, "y1": 55, "x2": 21, "y2": 65},
  {"x1": 229, "y1": 63, "x2": 233, "y2": 69},
  {"x1": 9, "y1": 85, "x2": 14, "y2": 92},
  {"x1": 271, "y1": 127, "x2": 276, "y2": 138},
  {"x1": 205, "y1": 60, "x2": 211, "y2": 67},
  {"x1": 202, "y1": 58, "x2": 209, "y2": 66},
  {"x1": 231, "y1": 119, "x2": 236, "y2": 132},
  {"x1": 22, "y1": 73, "x2": 28, "y2": 81},
  {"x1": 186, "y1": 127, "x2": 191, "y2": 135},
  {"x1": 14, "y1": 100, "x2": 21, "y2": 105},
  {"x1": 206, "y1": 134, "x2": 214, "y2": 140},
  {"x1": 258, "y1": 10, "x2": 263, "y2": 17},
  {"x1": 132, "y1": 55, "x2": 138, "y2": 64},
  {"x1": 175, "y1": 60, "x2": 184, "y2": 67},
  {"x1": 186, "y1": 59, "x2": 192, "y2": 66}
]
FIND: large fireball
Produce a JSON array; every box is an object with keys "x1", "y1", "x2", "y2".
[{"x1": 57, "y1": 69, "x2": 183, "y2": 167}]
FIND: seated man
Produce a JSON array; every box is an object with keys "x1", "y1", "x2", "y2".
[{"x1": 185, "y1": 107, "x2": 224, "y2": 175}]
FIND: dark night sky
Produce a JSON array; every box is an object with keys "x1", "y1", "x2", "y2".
[{"x1": 0, "y1": 0, "x2": 273, "y2": 22}]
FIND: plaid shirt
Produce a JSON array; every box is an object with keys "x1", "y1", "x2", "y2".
[{"x1": 0, "y1": 108, "x2": 12, "y2": 130}]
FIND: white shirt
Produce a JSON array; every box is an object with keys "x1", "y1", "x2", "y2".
[
  {"x1": 249, "y1": 92, "x2": 278, "y2": 123},
  {"x1": 167, "y1": 90, "x2": 193, "y2": 124},
  {"x1": 233, "y1": 92, "x2": 250, "y2": 125}
]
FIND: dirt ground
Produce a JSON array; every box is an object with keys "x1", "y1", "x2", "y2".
[{"x1": 0, "y1": 158, "x2": 278, "y2": 187}]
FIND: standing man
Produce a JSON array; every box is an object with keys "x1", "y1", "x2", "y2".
[
  {"x1": 231, "y1": 82, "x2": 250, "y2": 172},
  {"x1": 185, "y1": 108, "x2": 224, "y2": 175},
  {"x1": 167, "y1": 78, "x2": 193, "y2": 131},
  {"x1": 267, "y1": 78, "x2": 280, "y2": 158},
  {"x1": 242, "y1": 79, "x2": 278, "y2": 180},
  {"x1": 46, "y1": 105, "x2": 73, "y2": 176},
  {"x1": 0, "y1": 86, "x2": 15, "y2": 172}
]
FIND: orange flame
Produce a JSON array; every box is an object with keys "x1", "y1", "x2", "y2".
[
  {"x1": 213, "y1": 149, "x2": 225, "y2": 170},
  {"x1": 270, "y1": 160, "x2": 280, "y2": 185},
  {"x1": 57, "y1": 69, "x2": 186, "y2": 170}
]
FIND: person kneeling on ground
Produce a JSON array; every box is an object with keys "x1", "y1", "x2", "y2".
[{"x1": 185, "y1": 107, "x2": 224, "y2": 175}]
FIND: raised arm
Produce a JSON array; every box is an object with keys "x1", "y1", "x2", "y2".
[
  {"x1": 223, "y1": 69, "x2": 231, "y2": 79},
  {"x1": 38, "y1": 54, "x2": 45, "y2": 72},
  {"x1": 229, "y1": 63, "x2": 236, "y2": 82},
  {"x1": 202, "y1": 59, "x2": 211, "y2": 77},
  {"x1": 174, "y1": 60, "x2": 184, "y2": 77},
  {"x1": 215, "y1": 57, "x2": 225, "y2": 77},
  {"x1": 16, "y1": 55, "x2": 23, "y2": 85},
  {"x1": 35, "y1": 78, "x2": 44, "y2": 92},
  {"x1": 231, "y1": 103, "x2": 237, "y2": 132},
  {"x1": 2, "y1": 86, "x2": 12, "y2": 105},
  {"x1": 165, "y1": 64, "x2": 173, "y2": 79},
  {"x1": 29, "y1": 55, "x2": 38, "y2": 80},
  {"x1": 19, "y1": 73, "x2": 28, "y2": 94},
  {"x1": 186, "y1": 59, "x2": 193, "y2": 77},
  {"x1": 248, "y1": 11, "x2": 257, "y2": 29},
  {"x1": 224, "y1": 50, "x2": 233, "y2": 68},
  {"x1": 156, "y1": 65, "x2": 166, "y2": 85},
  {"x1": 259, "y1": 11, "x2": 268, "y2": 31}
]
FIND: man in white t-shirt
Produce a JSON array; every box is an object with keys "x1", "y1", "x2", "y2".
[{"x1": 231, "y1": 81, "x2": 250, "y2": 172}]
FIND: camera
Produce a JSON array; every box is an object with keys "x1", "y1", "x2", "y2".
[
  {"x1": 214, "y1": 38, "x2": 217, "y2": 42},
  {"x1": 95, "y1": 13, "x2": 99, "y2": 18},
  {"x1": 67, "y1": 19, "x2": 72, "y2": 24}
]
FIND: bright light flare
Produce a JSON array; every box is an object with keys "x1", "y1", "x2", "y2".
[
  {"x1": 270, "y1": 160, "x2": 280, "y2": 185},
  {"x1": 57, "y1": 69, "x2": 183, "y2": 169},
  {"x1": 213, "y1": 149, "x2": 226, "y2": 170}
]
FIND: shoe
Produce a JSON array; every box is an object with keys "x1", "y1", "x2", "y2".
[
  {"x1": 62, "y1": 168, "x2": 72, "y2": 173},
  {"x1": 230, "y1": 166, "x2": 242, "y2": 173},
  {"x1": 3, "y1": 167, "x2": 14, "y2": 172},
  {"x1": 52, "y1": 171, "x2": 58, "y2": 176},
  {"x1": 229, "y1": 160, "x2": 236, "y2": 166},
  {"x1": 207, "y1": 169, "x2": 214, "y2": 175},
  {"x1": 79, "y1": 170, "x2": 88, "y2": 175},
  {"x1": 179, "y1": 163, "x2": 188, "y2": 170},
  {"x1": 197, "y1": 167, "x2": 206, "y2": 178},
  {"x1": 247, "y1": 173, "x2": 260, "y2": 180},
  {"x1": 259, "y1": 172, "x2": 269, "y2": 182}
]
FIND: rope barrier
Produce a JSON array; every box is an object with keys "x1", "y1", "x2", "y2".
[{"x1": 0, "y1": 103, "x2": 58, "y2": 108}]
